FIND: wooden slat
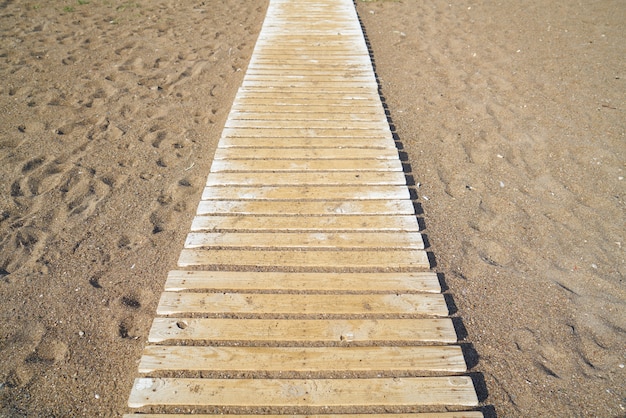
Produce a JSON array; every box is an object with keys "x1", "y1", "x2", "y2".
[
  {"x1": 138, "y1": 345, "x2": 465, "y2": 373},
  {"x1": 196, "y1": 200, "x2": 416, "y2": 215},
  {"x1": 201, "y1": 186, "x2": 410, "y2": 201},
  {"x1": 178, "y1": 249, "x2": 429, "y2": 269},
  {"x1": 235, "y1": 90, "x2": 379, "y2": 100},
  {"x1": 184, "y1": 232, "x2": 424, "y2": 250},
  {"x1": 164, "y1": 271, "x2": 442, "y2": 293},
  {"x1": 222, "y1": 127, "x2": 391, "y2": 139},
  {"x1": 125, "y1": 413, "x2": 484, "y2": 418},
  {"x1": 190, "y1": 214, "x2": 420, "y2": 232},
  {"x1": 225, "y1": 119, "x2": 387, "y2": 130},
  {"x1": 210, "y1": 159, "x2": 403, "y2": 172},
  {"x1": 218, "y1": 137, "x2": 395, "y2": 149},
  {"x1": 213, "y1": 148, "x2": 398, "y2": 160},
  {"x1": 128, "y1": 377, "x2": 478, "y2": 408},
  {"x1": 156, "y1": 292, "x2": 447, "y2": 316},
  {"x1": 241, "y1": 80, "x2": 379, "y2": 89},
  {"x1": 231, "y1": 103, "x2": 382, "y2": 113},
  {"x1": 227, "y1": 111, "x2": 384, "y2": 121},
  {"x1": 243, "y1": 74, "x2": 375, "y2": 82},
  {"x1": 205, "y1": 171, "x2": 407, "y2": 186},
  {"x1": 148, "y1": 318, "x2": 456, "y2": 343}
]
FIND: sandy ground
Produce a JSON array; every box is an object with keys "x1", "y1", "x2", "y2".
[{"x1": 0, "y1": 0, "x2": 623, "y2": 417}]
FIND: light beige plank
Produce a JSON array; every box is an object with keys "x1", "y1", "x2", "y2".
[
  {"x1": 138, "y1": 345, "x2": 465, "y2": 373},
  {"x1": 245, "y1": 68, "x2": 373, "y2": 75},
  {"x1": 157, "y1": 292, "x2": 446, "y2": 316},
  {"x1": 190, "y1": 215, "x2": 419, "y2": 232},
  {"x1": 201, "y1": 186, "x2": 410, "y2": 201},
  {"x1": 232, "y1": 101, "x2": 381, "y2": 110},
  {"x1": 225, "y1": 119, "x2": 388, "y2": 130},
  {"x1": 231, "y1": 103, "x2": 382, "y2": 113},
  {"x1": 128, "y1": 377, "x2": 477, "y2": 408},
  {"x1": 148, "y1": 318, "x2": 456, "y2": 343},
  {"x1": 178, "y1": 248, "x2": 429, "y2": 269},
  {"x1": 236, "y1": 87, "x2": 379, "y2": 95},
  {"x1": 218, "y1": 137, "x2": 395, "y2": 149},
  {"x1": 246, "y1": 68, "x2": 376, "y2": 78},
  {"x1": 213, "y1": 148, "x2": 398, "y2": 160},
  {"x1": 164, "y1": 271, "x2": 441, "y2": 293},
  {"x1": 196, "y1": 200, "x2": 416, "y2": 215},
  {"x1": 241, "y1": 80, "x2": 378, "y2": 89},
  {"x1": 228, "y1": 111, "x2": 385, "y2": 121},
  {"x1": 222, "y1": 127, "x2": 391, "y2": 139},
  {"x1": 235, "y1": 90, "x2": 379, "y2": 100},
  {"x1": 210, "y1": 159, "x2": 402, "y2": 172},
  {"x1": 184, "y1": 232, "x2": 424, "y2": 250},
  {"x1": 206, "y1": 172, "x2": 407, "y2": 186},
  {"x1": 125, "y1": 413, "x2": 484, "y2": 418}
]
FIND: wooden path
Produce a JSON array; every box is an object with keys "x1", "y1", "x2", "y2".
[{"x1": 125, "y1": 0, "x2": 482, "y2": 416}]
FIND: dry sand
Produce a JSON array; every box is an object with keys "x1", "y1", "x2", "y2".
[{"x1": 0, "y1": 0, "x2": 624, "y2": 416}]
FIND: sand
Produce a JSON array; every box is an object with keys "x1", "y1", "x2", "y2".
[{"x1": 0, "y1": 0, "x2": 623, "y2": 416}]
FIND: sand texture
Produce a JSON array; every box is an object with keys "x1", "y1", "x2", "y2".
[{"x1": 0, "y1": 0, "x2": 624, "y2": 416}]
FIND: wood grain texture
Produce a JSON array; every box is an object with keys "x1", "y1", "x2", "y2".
[
  {"x1": 148, "y1": 318, "x2": 457, "y2": 343},
  {"x1": 178, "y1": 248, "x2": 430, "y2": 269},
  {"x1": 183, "y1": 231, "x2": 424, "y2": 249},
  {"x1": 138, "y1": 345, "x2": 465, "y2": 373},
  {"x1": 196, "y1": 200, "x2": 416, "y2": 215},
  {"x1": 128, "y1": 377, "x2": 478, "y2": 408},
  {"x1": 156, "y1": 292, "x2": 447, "y2": 316},
  {"x1": 164, "y1": 271, "x2": 441, "y2": 293},
  {"x1": 189, "y1": 214, "x2": 420, "y2": 232}
]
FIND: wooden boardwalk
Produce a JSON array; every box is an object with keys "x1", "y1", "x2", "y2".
[{"x1": 125, "y1": 0, "x2": 482, "y2": 416}]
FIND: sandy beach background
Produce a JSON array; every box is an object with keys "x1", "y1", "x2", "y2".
[{"x1": 0, "y1": 0, "x2": 624, "y2": 416}]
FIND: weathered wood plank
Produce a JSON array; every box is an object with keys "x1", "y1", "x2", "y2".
[
  {"x1": 210, "y1": 159, "x2": 402, "y2": 173},
  {"x1": 205, "y1": 172, "x2": 407, "y2": 186},
  {"x1": 231, "y1": 103, "x2": 382, "y2": 114},
  {"x1": 243, "y1": 74, "x2": 375, "y2": 82},
  {"x1": 148, "y1": 318, "x2": 457, "y2": 343},
  {"x1": 124, "y1": 413, "x2": 484, "y2": 418},
  {"x1": 241, "y1": 80, "x2": 379, "y2": 89},
  {"x1": 164, "y1": 271, "x2": 441, "y2": 293},
  {"x1": 156, "y1": 292, "x2": 446, "y2": 316},
  {"x1": 235, "y1": 90, "x2": 379, "y2": 100},
  {"x1": 224, "y1": 119, "x2": 388, "y2": 130},
  {"x1": 184, "y1": 232, "x2": 424, "y2": 250},
  {"x1": 190, "y1": 215, "x2": 420, "y2": 232},
  {"x1": 201, "y1": 185, "x2": 411, "y2": 201},
  {"x1": 138, "y1": 345, "x2": 465, "y2": 373},
  {"x1": 222, "y1": 127, "x2": 392, "y2": 139},
  {"x1": 217, "y1": 137, "x2": 395, "y2": 149},
  {"x1": 128, "y1": 377, "x2": 478, "y2": 408},
  {"x1": 228, "y1": 111, "x2": 385, "y2": 121},
  {"x1": 213, "y1": 148, "x2": 398, "y2": 160},
  {"x1": 196, "y1": 200, "x2": 416, "y2": 215},
  {"x1": 178, "y1": 249, "x2": 429, "y2": 269}
]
